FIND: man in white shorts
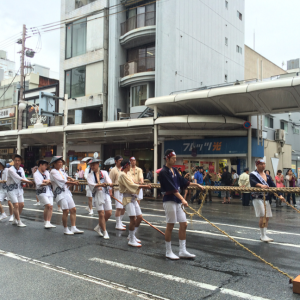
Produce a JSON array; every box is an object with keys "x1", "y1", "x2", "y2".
[
  {"x1": 159, "y1": 149, "x2": 204, "y2": 260},
  {"x1": 250, "y1": 159, "x2": 284, "y2": 242},
  {"x1": 118, "y1": 159, "x2": 151, "y2": 247},
  {"x1": 34, "y1": 159, "x2": 56, "y2": 229},
  {"x1": 7, "y1": 155, "x2": 33, "y2": 227},
  {"x1": 50, "y1": 156, "x2": 84, "y2": 235},
  {"x1": 83, "y1": 158, "x2": 93, "y2": 215},
  {"x1": 0, "y1": 159, "x2": 8, "y2": 220},
  {"x1": 109, "y1": 155, "x2": 126, "y2": 230},
  {"x1": 87, "y1": 157, "x2": 113, "y2": 239}
]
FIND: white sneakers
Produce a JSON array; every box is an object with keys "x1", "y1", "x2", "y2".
[
  {"x1": 57, "y1": 207, "x2": 62, "y2": 212},
  {"x1": 33, "y1": 202, "x2": 40, "y2": 206},
  {"x1": 8, "y1": 215, "x2": 14, "y2": 222},
  {"x1": 64, "y1": 227, "x2": 74, "y2": 235},
  {"x1": 44, "y1": 221, "x2": 56, "y2": 228},
  {"x1": 165, "y1": 241, "x2": 195, "y2": 260},
  {"x1": 71, "y1": 226, "x2": 84, "y2": 234},
  {"x1": 94, "y1": 224, "x2": 103, "y2": 237},
  {"x1": 178, "y1": 240, "x2": 196, "y2": 258},
  {"x1": 89, "y1": 209, "x2": 94, "y2": 215},
  {"x1": 260, "y1": 228, "x2": 273, "y2": 242},
  {"x1": 128, "y1": 231, "x2": 142, "y2": 247},
  {"x1": 17, "y1": 220, "x2": 26, "y2": 227},
  {"x1": 0, "y1": 212, "x2": 7, "y2": 220},
  {"x1": 103, "y1": 231, "x2": 110, "y2": 239}
]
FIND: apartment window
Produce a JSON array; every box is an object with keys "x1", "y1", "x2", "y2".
[
  {"x1": 293, "y1": 127, "x2": 300, "y2": 135},
  {"x1": 225, "y1": 37, "x2": 228, "y2": 46},
  {"x1": 225, "y1": 1, "x2": 228, "y2": 9},
  {"x1": 65, "y1": 66, "x2": 86, "y2": 98},
  {"x1": 236, "y1": 45, "x2": 242, "y2": 54},
  {"x1": 75, "y1": 0, "x2": 95, "y2": 9},
  {"x1": 280, "y1": 121, "x2": 288, "y2": 133},
  {"x1": 265, "y1": 116, "x2": 274, "y2": 128},
  {"x1": 132, "y1": 85, "x2": 148, "y2": 107},
  {"x1": 65, "y1": 18, "x2": 87, "y2": 59},
  {"x1": 237, "y1": 11, "x2": 242, "y2": 20}
]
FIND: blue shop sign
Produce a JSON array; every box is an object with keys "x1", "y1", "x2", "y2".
[{"x1": 164, "y1": 137, "x2": 263, "y2": 157}]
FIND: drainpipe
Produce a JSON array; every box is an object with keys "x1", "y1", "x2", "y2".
[
  {"x1": 153, "y1": 105, "x2": 158, "y2": 198},
  {"x1": 247, "y1": 116, "x2": 252, "y2": 169}
]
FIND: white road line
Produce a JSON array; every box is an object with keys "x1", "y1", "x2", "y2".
[
  {"x1": 5, "y1": 207, "x2": 300, "y2": 249},
  {"x1": 89, "y1": 258, "x2": 271, "y2": 300},
  {"x1": 21, "y1": 198, "x2": 300, "y2": 237},
  {"x1": 0, "y1": 249, "x2": 168, "y2": 300}
]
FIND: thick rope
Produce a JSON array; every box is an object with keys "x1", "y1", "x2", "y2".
[{"x1": 182, "y1": 204, "x2": 294, "y2": 282}]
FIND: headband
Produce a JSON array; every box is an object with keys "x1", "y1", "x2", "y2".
[
  {"x1": 121, "y1": 161, "x2": 130, "y2": 171},
  {"x1": 130, "y1": 157, "x2": 136, "y2": 161},
  {"x1": 164, "y1": 151, "x2": 176, "y2": 160},
  {"x1": 256, "y1": 159, "x2": 265, "y2": 166}
]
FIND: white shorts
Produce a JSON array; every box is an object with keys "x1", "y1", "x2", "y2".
[
  {"x1": 86, "y1": 188, "x2": 92, "y2": 198},
  {"x1": 0, "y1": 193, "x2": 7, "y2": 202},
  {"x1": 38, "y1": 195, "x2": 53, "y2": 206},
  {"x1": 163, "y1": 201, "x2": 187, "y2": 224},
  {"x1": 136, "y1": 189, "x2": 143, "y2": 201},
  {"x1": 95, "y1": 197, "x2": 112, "y2": 212},
  {"x1": 7, "y1": 193, "x2": 24, "y2": 204},
  {"x1": 253, "y1": 199, "x2": 272, "y2": 218},
  {"x1": 114, "y1": 190, "x2": 124, "y2": 209},
  {"x1": 57, "y1": 194, "x2": 75, "y2": 210},
  {"x1": 125, "y1": 199, "x2": 142, "y2": 217}
]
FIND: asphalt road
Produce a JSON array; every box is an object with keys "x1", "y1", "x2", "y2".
[{"x1": 1, "y1": 190, "x2": 300, "y2": 300}]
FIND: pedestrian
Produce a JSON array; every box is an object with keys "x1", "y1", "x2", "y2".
[
  {"x1": 77, "y1": 166, "x2": 84, "y2": 192},
  {"x1": 159, "y1": 149, "x2": 204, "y2": 259},
  {"x1": 109, "y1": 155, "x2": 126, "y2": 230},
  {"x1": 285, "y1": 169, "x2": 297, "y2": 207},
  {"x1": 87, "y1": 157, "x2": 113, "y2": 239},
  {"x1": 0, "y1": 159, "x2": 8, "y2": 220},
  {"x1": 190, "y1": 166, "x2": 203, "y2": 204},
  {"x1": 50, "y1": 156, "x2": 84, "y2": 235},
  {"x1": 239, "y1": 168, "x2": 251, "y2": 206},
  {"x1": 33, "y1": 160, "x2": 56, "y2": 229},
  {"x1": 203, "y1": 170, "x2": 213, "y2": 202},
  {"x1": 129, "y1": 157, "x2": 144, "y2": 204},
  {"x1": 84, "y1": 159, "x2": 94, "y2": 215},
  {"x1": 218, "y1": 167, "x2": 231, "y2": 204},
  {"x1": 118, "y1": 159, "x2": 151, "y2": 247},
  {"x1": 231, "y1": 169, "x2": 239, "y2": 198},
  {"x1": 275, "y1": 170, "x2": 284, "y2": 207},
  {"x1": 32, "y1": 165, "x2": 40, "y2": 206},
  {"x1": 73, "y1": 169, "x2": 79, "y2": 192},
  {"x1": 6, "y1": 155, "x2": 34, "y2": 227},
  {"x1": 250, "y1": 159, "x2": 284, "y2": 242}
]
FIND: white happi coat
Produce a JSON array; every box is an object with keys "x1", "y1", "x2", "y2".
[
  {"x1": 87, "y1": 170, "x2": 112, "y2": 207},
  {"x1": 0, "y1": 168, "x2": 8, "y2": 196},
  {"x1": 6, "y1": 166, "x2": 26, "y2": 197},
  {"x1": 34, "y1": 170, "x2": 53, "y2": 197},
  {"x1": 50, "y1": 168, "x2": 71, "y2": 202}
]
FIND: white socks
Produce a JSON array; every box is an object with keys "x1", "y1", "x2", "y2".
[
  {"x1": 165, "y1": 241, "x2": 179, "y2": 260},
  {"x1": 178, "y1": 240, "x2": 195, "y2": 258},
  {"x1": 260, "y1": 227, "x2": 273, "y2": 242},
  {"x1": 128, "y1": 230, "x2": 141, "y2": 247}
]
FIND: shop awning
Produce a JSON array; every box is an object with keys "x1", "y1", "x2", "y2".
[{"x1": 146, "y1": 76, "x2": 300, "y2": 116}]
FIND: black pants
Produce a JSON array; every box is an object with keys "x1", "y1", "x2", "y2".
[
  {"x1": 287, "y1": 193, "x2": 296, "y2": 205},
  {"x1": 242, "y1": 193, "x2": 251, "y2": 206},
  {"x1": 191, "y1": 190, "x2": 200, "y2": 203}
]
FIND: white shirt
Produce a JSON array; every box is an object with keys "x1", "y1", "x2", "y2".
[
  {"x1": 84, "y1": 166, "x2": 91, "y2": 191},
  {"x1": 7, "y1": 166, "x2": 27, "y2": 196},
  {"x1": 232, "y1": 173, "x2": 239, "y2": 180},
  {"x1": 50, "y1": 168, "x2": 70, "y2": 201},
  {"x1": 0, "y1": 168, "x2": 8, "y2": 194},
  {"x1": 34, "y1": 170, "x2": 53, "y2": 197},
  {"x1": 87, "y1": 170, "x2": 111, "y2": 205}
]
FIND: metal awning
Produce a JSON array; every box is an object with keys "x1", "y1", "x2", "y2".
[{"x1": 146, "y1": 76, "x2": 300, "y2": 116}]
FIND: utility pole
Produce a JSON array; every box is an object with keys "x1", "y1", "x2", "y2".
[{"x1": 18, "y1": 24, "x2": 27, "y2": 131}]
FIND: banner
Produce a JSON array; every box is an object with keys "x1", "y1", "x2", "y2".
[{"x1": 0, "y1": 107, "x2": 15, "y2": 119}]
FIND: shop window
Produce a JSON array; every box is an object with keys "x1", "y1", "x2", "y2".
[
  {"x1": 280, "y1": 120, "x2": 288, "y2": 133},
  {"x1": 65, "y1": 66, "x2": 86, "y2": 98},
  {"x1": 66, "y1": 18, "x2": 87, "y2": 59},
  {"x1": 265, "y1": 116, "x2": 274, "y2": 128}
]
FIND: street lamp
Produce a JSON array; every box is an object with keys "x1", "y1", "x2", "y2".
[
  {"x1": 19, "y1": 102, "x2": 26, "y2": 111},
  {"x1": 18, "y1": 101, "x2": 27, "y2": 131}
]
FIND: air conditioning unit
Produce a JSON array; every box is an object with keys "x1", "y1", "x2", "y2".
[
  {"x1": 275, "y1": 129, "x2": 285, "y2": 142},
  {"x1": 123, "y1": 62, "x2": 137, "y2": 76}
]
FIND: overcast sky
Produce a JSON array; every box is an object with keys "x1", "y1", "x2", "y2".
[{"x1": 0, "y1": 0, "x2": 299, "y2": 76}]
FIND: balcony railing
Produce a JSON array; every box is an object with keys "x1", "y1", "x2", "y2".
[
  {"x1": 120, "y1": 57, "x2": 155, "y2": 78},
  {"x1": 121, "y1": 12, "x2": 156, "y2": 36}
]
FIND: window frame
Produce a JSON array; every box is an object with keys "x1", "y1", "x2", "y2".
[
  {"x1": 64, "y1": 66, "x2": 86, "y2": 99},
  {"x1": 236, "y1": 45, "x2": 242, "y2": 54},
  {"x1": 280, "y1": 120, "x2": 288, "y2": 133},
  {"x1": 265, "y1": 115, "x2": 274, "y2": 129},
  {"x1": 130, "y1": 83, "x2": 149, "y2": 108}
]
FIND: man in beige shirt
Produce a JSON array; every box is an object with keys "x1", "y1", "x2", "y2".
[
  {"x1": 119, "y1": 159, "x2": 151, "y2": 247},
  {"x1": 109, "y1": 155, "x2": 126, "y2": 230},
  {"x1": 239, "y1": 168, "x2": 251, "y2": 206},
  {"x1": 129, "y1": 157, "x2": 144, "y2": 202}
]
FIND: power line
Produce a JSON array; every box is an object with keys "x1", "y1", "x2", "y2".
[
  {"x1": 0, "y1": 68, "x2": 20, "y2": 100},
  {"x1": 0, "y1": 32, "x2": 22, "y2": 46}
]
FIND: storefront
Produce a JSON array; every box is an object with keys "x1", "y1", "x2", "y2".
[
  {"x1": 24, "y1": 146, "x2": 57, "y2": 171},
  {"x1": 0, "y1": 147, "x2": 16, "y2": 161},
  {"x1": 164, "y1": 137, "x2": 264, "y2": 177},
  {"x1": 0, "y1": 106, "x2": 17, "y2": 131}
]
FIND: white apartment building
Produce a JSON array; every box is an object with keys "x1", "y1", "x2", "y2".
[
  {"x1": 0, "y1": 50, "x2": 16, "y2": 80},
  {"x1": 60, "y1": 0, "x2": 245, "y2": 121}
]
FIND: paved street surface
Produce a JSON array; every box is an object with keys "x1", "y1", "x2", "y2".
[{"x1": 1, "y1": 190, "x2": 300, "y2": 300}]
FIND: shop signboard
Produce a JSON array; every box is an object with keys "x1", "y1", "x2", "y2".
[
  {"x1": 27, "y1": 105, "x2": 48, "y2": 128},
  {"x1": 165, "y1": 137, "x2": 264, "y2": 157},
  {"x1": 0, "y1": 107, "x2": 15, "y2": 119}
]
